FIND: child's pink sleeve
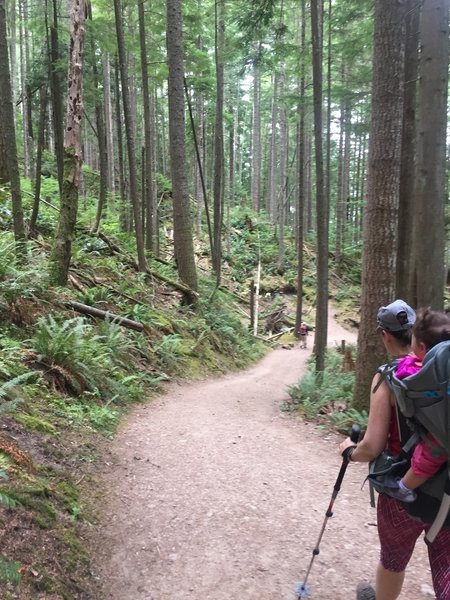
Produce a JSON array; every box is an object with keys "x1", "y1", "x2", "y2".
[
  {"x1": 396, "y1": 355, "x2": 422, "y2": 379},
  {"x1": 410, "y1": 436, "x2": 447, "y2": 478}
]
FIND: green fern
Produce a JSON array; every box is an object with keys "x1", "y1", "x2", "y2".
[
  {"x1": 0, "y1": 555, "x2": 21, "y2": 585},
  {"x1": 0, "y1": 492, "x2": 18, "y2": 509},
  {"x1": 0, "y1": 236, "x2": 17, "y2": 280},
  {"x1": 31, "y1": 315, "x2": 90, "y2": 367}
]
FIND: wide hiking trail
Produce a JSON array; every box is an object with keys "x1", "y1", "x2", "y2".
[{"x1": 92, "y1": 316, "x2": 434, "y2": 600}]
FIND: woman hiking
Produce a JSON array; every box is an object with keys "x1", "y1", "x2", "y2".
[{"x1": 339, "y1": 299, "x2": 450, "y2": 600}]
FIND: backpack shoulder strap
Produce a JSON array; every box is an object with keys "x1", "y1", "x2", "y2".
[{"x1": 372, "y1": 359, "x2": 400, "y2": 394}]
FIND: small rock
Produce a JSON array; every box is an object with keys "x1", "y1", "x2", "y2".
[{"x1": 420, "y1": 584, "x2": 435, "y2": 597}]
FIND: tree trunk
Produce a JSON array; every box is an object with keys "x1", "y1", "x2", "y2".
[
  {"x1": 138, "y1": 0, "x2": 154, "y2": 254},
  {"x1": 412, "y1": 0, "x2": 449, "y2": 309},
  {"x1": 0, "y1": 0, "x2": 25, "y2": 247},
  {"x1": 19, "y1": 0, "x2": 33, "y2": 179},
  {"x1": 114, "y1": 54, "x2": 127, "y2": 229},
  {"x1": 212, "y1": 0, "x2": 225, "y2": 280},
  {"x1": 102, "y1": 55, "x2": 115, "y2": 195},
  {"x1": 353, "y1": 0, "x2": 407, "y2": 411},
  {"x1": 268, "y1": 73, "x2": 278, "y2": 220},
  {"x1": 166, "y1": 0, "x2": 198, "y2": 293},
  {"x1": 47, "y1": 0, "x2": 64, "y2": 194},
  {"x1": 49, "y1": 0, "x2": 86, "y2": 285},
  {"x1": 277, "y1": 64, "x2": 287, "y2": 272},
  {"x1": 29, "y1": 85, "x2": 48, "y2": 234},
  {"x1": 88, "y1": 1, "x2": 108, "y2": 234},
  {"x1": 113, "y1": 0, "x2": 147, "y2": 271},
  {"x1": 7, "y1": 0, "x2": 16, "y2": 104},
  {"x1": 295, "y1": 0, "x2": 306, "y2": 337},
  {"x1": 335, "y1": 72, "x2": 345, "y2": 272},
  {"x1": 397, "y1": 4, "x2": 420, "y2": 301},
  {"x1": 311, "y1": 0, "x2": 328, "y2": 373},
  {"x1": 250, "y1": 47, "x2": 262, "y2": 213}
]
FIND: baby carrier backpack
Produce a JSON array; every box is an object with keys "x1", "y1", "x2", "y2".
[{"x1": 371, "y1": 340, "x2": 450, "y2": 543}]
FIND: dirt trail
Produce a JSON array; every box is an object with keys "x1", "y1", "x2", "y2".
[{"x1": 92, "y1": 315, "x2": 435, "y2": 600}]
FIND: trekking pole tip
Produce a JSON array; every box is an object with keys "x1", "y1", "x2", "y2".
[{"x1": 295, "y1": 582, "x2": 311, "y2": 598}]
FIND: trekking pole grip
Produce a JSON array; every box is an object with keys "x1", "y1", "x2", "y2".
[
  {"x1": 350, "y1": 424, "x2": 361, "y2": 444},
  {"x1": 341, "y1": 424, "x2": 361, "y2": 461}
]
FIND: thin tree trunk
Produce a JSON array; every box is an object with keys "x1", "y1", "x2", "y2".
[
  {"x1": 88, "y1": 1, "x2": 108, "y2": 234},
  {"x1": 277, "y1": 64, "x2": 287, "y2": 271},
  {"x1": 19, "y1": 0, "x2": 33, "y2": 179},
  {"x1": 113, "y1": 0, "x2": 147, "y2": 270},
  {"x1": 47, "y1": 0, "x2": 64, "y2": 194},
  {"x1": 102, "y1": 55, "x2": 115, "y2": 195},
  {"x1": 311, "y1": 0, "x2": 328, "y2": 373},
  {"x1": 212, "y1": 0, "x2": 225, "y2": 279},
  {"x1": 0, "y1": 0, "x2": 25, "y2": 247},
  {"x1": 250, "y1": 46, "x2": 261, "y2": 213},
  {"x1": 295, "y1": 0, "x2": 306, "y2": 337},
  {"x1": 114, "y1": 55, "x2": 127, "y2": 229},
  {"x1": 138, "y1": 0, "x2": 154, "y2": 253},
  {"x1": 268, "y1": 73, "x2": 278, "y2": 220},
  {"x1": 29, "y1": 85, "x2": 48, "y2": 234}
]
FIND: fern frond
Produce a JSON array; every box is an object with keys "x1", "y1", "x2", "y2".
[
  {"x1": 0, "y1": 492, "x2": 18, "y2": 509},
  {"x1": 0, "y1": 436, "x2": 36, "y2": 473},
  {"x1": 0, "y1": 371, "x2": 37, "y2": 399}
]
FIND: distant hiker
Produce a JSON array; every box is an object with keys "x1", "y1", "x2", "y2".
[
  {"x1": 338, "y1": 299, "x2": 450, "y2": 600},
  {"x1": 374, "y1": 308, "x2": 450, "y2": 504},
  {"x1": 299, "y1": 322, "x2": 308, "y2": 348}
]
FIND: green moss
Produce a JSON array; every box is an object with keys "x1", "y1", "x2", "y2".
[{"x1": 15, "y1": 414, "x2": 57, "y2": 435}]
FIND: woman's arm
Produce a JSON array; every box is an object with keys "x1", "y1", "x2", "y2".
[{"x1": 339, "y1": 373, "x2": 392, "y2": 463}]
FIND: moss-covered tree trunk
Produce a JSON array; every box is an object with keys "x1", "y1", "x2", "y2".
[{"x1": 49, "y1": 0, "x2": 86, "y2": 286}]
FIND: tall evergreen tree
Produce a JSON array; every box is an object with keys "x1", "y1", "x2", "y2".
[
  {"x1": 166, "y1": 0, "x2": 198, "y2": 294},
  {"x1": 311, "y1": 0, "x2": 328, "y2": 373},
  {"x1": 113, "y1": 0, "x2": 147, "y2": 271},
  {"x1": 412, "y1": 0, "x2": 449, "y2": 309},
  {"x1": 0, "y1": 0, "x2": 26, "y2": 247},
  {"x1": 353, "y1": 0, "x2": 408, "y2": 410}
]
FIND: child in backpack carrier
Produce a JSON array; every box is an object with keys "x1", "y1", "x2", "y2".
[{"x1": 384, "y1": 308, "x2": 450, "y2": 503}]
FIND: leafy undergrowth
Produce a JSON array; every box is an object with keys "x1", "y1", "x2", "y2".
[
  {"x1": 284, "y1": 345, "x2": 368, "y2": 435},
  {"x1": 0, "y1": 193, "x2": 362, "y2": 598},
  {"x1": 0, "y1": 232, "x2": 266, "y2": 599}
]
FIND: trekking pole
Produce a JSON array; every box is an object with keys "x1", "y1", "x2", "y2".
[{"x1": 295, "y1": 424, "x2": 361, "y2": 599}]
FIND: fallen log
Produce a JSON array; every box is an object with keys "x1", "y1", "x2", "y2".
[
  {"x1": 67, "y1": 301, "x2": 147, "y2": 334},
  {"x1": 96, "y1": 231, "x2": 197, "y2": 302}
]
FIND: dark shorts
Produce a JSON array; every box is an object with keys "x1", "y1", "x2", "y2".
[{"x1": 377, "y1": 494, "x2": 450, "y2": 599}]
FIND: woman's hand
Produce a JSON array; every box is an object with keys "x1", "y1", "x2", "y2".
[{"x1": 339, "y1": 437, "x2": 356, "y2": 456}]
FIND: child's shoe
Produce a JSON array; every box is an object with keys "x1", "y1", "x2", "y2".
[{"x1": 370, "y1": 476, "x2": 417, "y2": 502}]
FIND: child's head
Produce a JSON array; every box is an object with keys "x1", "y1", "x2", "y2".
[{"x1": 411, "y1": 308, "x2": 450, "y2": 359}]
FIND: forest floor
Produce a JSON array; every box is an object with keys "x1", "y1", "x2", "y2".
[{"x1": 89, "y1": 313, "x2": 436, "y2": 600}]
